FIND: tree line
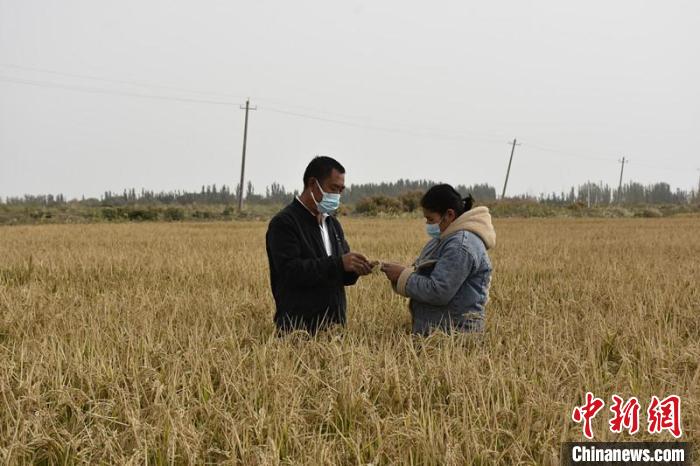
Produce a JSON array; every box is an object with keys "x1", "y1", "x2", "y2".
[{"x1": 2, "y1": 179, "x2": 698, "y2": 207}]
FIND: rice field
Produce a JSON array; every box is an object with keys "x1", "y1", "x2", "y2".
[{"x1": 0, "y1": 216, "x2": 698, "y2": 464}]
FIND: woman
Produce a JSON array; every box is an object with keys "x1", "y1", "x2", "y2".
[{"x1": 381, "y1": 184, "x2": 496, "y2": 335}]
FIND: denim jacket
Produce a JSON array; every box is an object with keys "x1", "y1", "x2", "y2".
[{"x1": 395, "y1": 207, "x2": 495, "y2": 335}]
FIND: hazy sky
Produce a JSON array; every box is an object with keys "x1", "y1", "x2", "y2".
[{"x1": 1, "y1": 0, "x2": 699, "y2": 200}]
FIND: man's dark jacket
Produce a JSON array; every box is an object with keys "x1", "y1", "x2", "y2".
[{"x1": 265, "y1": 198, "x2": 359, "y2": 333}]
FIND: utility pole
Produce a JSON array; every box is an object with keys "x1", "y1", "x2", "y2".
[
  {"x1": 237, "y1": 99, "x2": 257, "y2": 212},
  {"x1": 587, "y1": 183, "x2": 591, "y2": 208},
  {"x1": 501, "y1": 138, "x2": 521, "y2": 200},
  {"x1": 617, "y1": 157, "x2": 627, "y2": 204}
]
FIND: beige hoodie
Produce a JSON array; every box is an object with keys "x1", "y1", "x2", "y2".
[
  {"x1": 439, "y1": 206, "x2": 496, "y2": 249},
  {"x1": 395, "y1": 206, "x2": 496, "y2": 296}
]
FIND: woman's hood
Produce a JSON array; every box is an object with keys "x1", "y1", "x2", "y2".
[{"x1": 440, "y1": 206, "x2": 496, "y2": 249}]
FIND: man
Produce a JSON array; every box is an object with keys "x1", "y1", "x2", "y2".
[{"x1": 265, "y1": 156, "x2": 374, "y2": 334}]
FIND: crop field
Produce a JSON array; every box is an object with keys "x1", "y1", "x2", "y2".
[{"x1": 0, "y1": 217, "x2": 698, "y2": 464}]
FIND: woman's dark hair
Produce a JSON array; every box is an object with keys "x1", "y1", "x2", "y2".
[{"x1": 420, "y1": 184, "x2": 474, "y2": 216}]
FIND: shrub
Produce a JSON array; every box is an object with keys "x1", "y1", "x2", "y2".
[
  {"x1": 567, "y1": 201, "x2": 587, "y2": 211},
  {"x1": 355, "y1": 196, "x2": 403, "y2": 215},
  {"x1": 398, "y1": 191, "x2": 424, "y2": 212},
  {"x1": 164, "y1": 207, "x2": 185, "y2": 221},
  {"x1": 605, "y1": 207, "x2": 634, "y2": 218},
  {"x1": 127, "y1": 208, "x2": 159, "y2": 221},
  {"x1": 336, "y1": 204, "x2": 352, "y2": 216},
  {"x1": 101, "y1": 208, "x2": 115, "y2": 221},
  {"x1": 635, "y1": 207, "x2": 663, "y2": 218},
  {"x1": 192, "y1": 210, "x2": 214, "y2": 219}
]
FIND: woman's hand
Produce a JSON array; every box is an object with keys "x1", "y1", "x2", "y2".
[{"x1": 380, "y1": 262, "x2": 406, "y2": 283}]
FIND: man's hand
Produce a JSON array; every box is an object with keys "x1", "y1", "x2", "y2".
[
  {"x1": 342, "y1": 252, "x2": 373, "y2": 276},
  {"x1": 380, "y1": 262, "x2": 406, "y2": 284}
]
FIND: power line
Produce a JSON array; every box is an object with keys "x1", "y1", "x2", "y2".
[
  {"x1": 1, "y1": 67, "x2": 696, "y2": 178},
  {"x1": 0, "y1": 74, "x2": 507, "y2": 147},
  {"x1": 525, "y1": 141, "x2": 695, "y2": 174},
  {"x1": 627, "y1": 160, "x2": 697, "y2": 173},
  {"x1": 0, "y1": 62, "x2": 384, "y2": 123},
  {"x1": 0, "y1": 70, "x2": 509, "y2": 144},
  {"x1": 264, "y1": 106, "x2": 508, "y2": 144},
  {"x1": 0, "y1": 75, "x2": 239, "y2": 106},
  {"x1": 524, "y1": 142, "x2": 616, "y2": 163},
  {"x1": 0, "y1": 62, "x2": 249, "y2": 101}
]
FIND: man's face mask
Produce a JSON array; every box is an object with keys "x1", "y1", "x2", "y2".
[{"x1": 313, "y1": 179, "x2": 341, "y2": 214}]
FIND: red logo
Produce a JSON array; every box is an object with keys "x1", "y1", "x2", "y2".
[
  {"x1": 572, "y1": 392, "x2": 605, "y2": 439},
  {"x1": 647, "y1": 395, "x2": 682, "y2": 438},
  {"x1": 609, "y1": 395, "x2": 640, "y2": 435},
  {"x1": 572, "y1": 393, "x2": 682, "y2": 439}
]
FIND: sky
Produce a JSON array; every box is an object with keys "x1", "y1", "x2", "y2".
[{"x1": 1, "y1": 0, "x2": 699, "y2": 200}]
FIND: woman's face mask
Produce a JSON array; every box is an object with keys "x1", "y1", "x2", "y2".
[
  {"x1": 425, "y1": 215, "x2": 446, "y2": 239},
  {"x1": 313, "y1": 179, "x2": 341, "y2": 214}
]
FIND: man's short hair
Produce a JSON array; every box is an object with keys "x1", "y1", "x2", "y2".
[{"x1": 302, "y1": 156, "x2": 345, "y2": 188}]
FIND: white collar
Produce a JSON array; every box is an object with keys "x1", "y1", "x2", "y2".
[{"x1": 296, "y1": 195, "x2": 328, "y2": 220}]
